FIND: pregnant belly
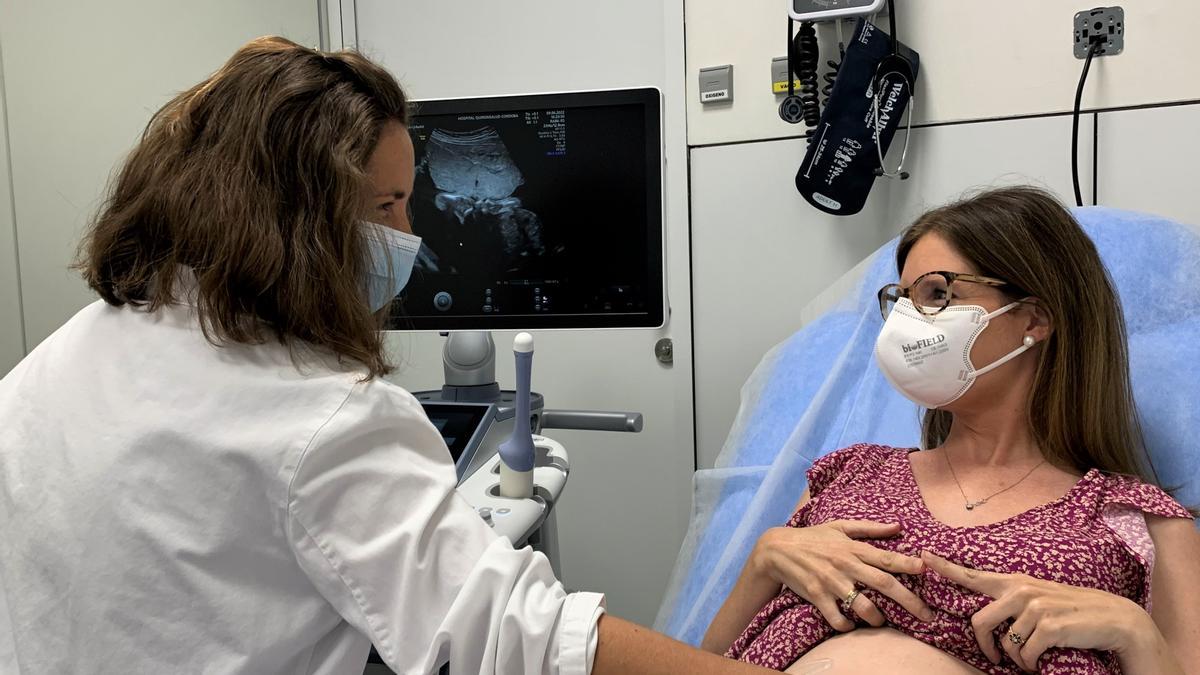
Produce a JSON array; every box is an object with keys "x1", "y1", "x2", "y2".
[{"x1": 785, "y1": 627, "x2": 985, "y2": 674}]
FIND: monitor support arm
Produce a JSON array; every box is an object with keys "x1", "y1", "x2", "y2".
[{"x1": 440, "y1": 331, "x2": 502, "y2": 402}]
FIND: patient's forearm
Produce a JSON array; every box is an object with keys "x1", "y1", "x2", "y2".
[
  {"x1": 700, "y1": 533, "x2": 781, "y2": 654},
  {"x1": 593, "y1": 615, "x2": 778, "y2": 675}
]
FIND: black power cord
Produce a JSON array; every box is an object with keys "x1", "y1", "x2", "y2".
[
  {"x1": 793, "y1": 21, "x2": 823, "y2": 127},
  {"x1": 1072, "y1": 40, "x2": 1102, "y2": 207},
  {"x1": 780, "y1": 18, "x2": 805, "y2": 124},
  {"x1": 780, "y1": 18, "x2": 822, "y2": 126},
  {"x1": 887, "y1": 0, "x2": 898, "y2": 58}
]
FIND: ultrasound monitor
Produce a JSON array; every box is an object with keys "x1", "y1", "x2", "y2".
[{"x1": 386, "y1": 87, "x2": 665, "y2": 331}]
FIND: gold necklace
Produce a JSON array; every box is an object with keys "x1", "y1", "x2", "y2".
[{"x1": 942, "y1": 450, "x2": 1047, "y2": 511}]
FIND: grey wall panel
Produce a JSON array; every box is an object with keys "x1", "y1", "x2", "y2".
[{"x1": 0, "y1": 38, "x2": 22, "y2": 376}]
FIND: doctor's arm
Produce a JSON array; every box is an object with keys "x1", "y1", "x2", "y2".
[
  {"x1": 286, "y1": 382, "x2": 599, "y2": 674},
  {"x1": 592, "y1": 615, "x2": 778, "y2": 675},
  {"x1": 287, "y1": 382, "x2": 775, "y2": 675}
]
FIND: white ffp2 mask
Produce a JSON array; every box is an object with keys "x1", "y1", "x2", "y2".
[
  {"x1": 873, "y1": 297, "x2": 1034, "y2": 409},
  {"x1": 362, "y1": 221, "x2": 422, "y2": 312}
]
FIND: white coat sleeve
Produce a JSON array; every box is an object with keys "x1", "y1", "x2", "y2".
[{"x1": 285, "y1": 381, "x2": 604, "y2": 675}]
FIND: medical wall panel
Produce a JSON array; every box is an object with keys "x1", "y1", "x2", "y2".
[
  {"x1": 356, "y1": 0, "x2": 694, "y2": 625},
  {"x1": 689, "y1": 138, "x2": 894, "y2": 470},
  {"x1": 691, "y1": 114, "x2": 1094, "y2": 469},
  {"x1": 0, "y1": 0, "x2": 320, "y2": 351},
  {"x1": 0, "y1": 47, "x2": 22, "y2": 377},
  {"x1": 1096, "y1": 103, "x2": 1200, "y2": 226},
  {"x1": 685, "y1": 0, "x2": 1200, "y2": 146}
]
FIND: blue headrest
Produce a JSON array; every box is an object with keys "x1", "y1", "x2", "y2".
[
  {"x1": 727, "y1": 207, "x2": 1200, "y2": 505},
  {"x1": 1083, "y1": 209, "x2": 1200, "y2": 503}
]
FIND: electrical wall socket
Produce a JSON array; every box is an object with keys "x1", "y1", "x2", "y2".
[{"x1": 1074, "y1": 6, "x2": 1124, "y2": 58}]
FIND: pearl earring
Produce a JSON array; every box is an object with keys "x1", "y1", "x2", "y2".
[{"x1": 1023, "y1": 335, "x2": 1036, "y2": 347}]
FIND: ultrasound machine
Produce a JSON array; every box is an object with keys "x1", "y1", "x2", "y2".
[{"x1": 365, "y1": 87, "x2": 665, "y2": 673}]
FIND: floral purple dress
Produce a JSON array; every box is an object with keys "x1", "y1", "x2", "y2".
[{"x1": 725, "y1": 444, "x2": 1193, "y2": 673}]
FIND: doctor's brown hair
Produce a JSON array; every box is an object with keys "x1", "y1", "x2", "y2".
[
  {"x1": 897, "y1": 186, "x2": 1168, "y2": 489},
  {"x1": 77, "y1": 36, "x2": 408, "y2": 377}
]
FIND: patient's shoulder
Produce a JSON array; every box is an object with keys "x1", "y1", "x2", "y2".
[
  {"x1": 806, "y1": 443, "x2": 907, "y2": 498},
  {"x1": 1099, "y1": 472, "x2": 1193, "y2": 520}
]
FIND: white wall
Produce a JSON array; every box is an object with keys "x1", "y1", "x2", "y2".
[
  {"x1": 685, "y1": 0, "x2": 1200, "y2": 146},
  {"x1": 354, "y1": 0, "x2": 695, "y2": 625},
  {"x1": 0, "y1": 40, "x2": 22, "y2": 376},
  {"x1": 0, "y1": 0, "x2": 320, "y2": 354},
  {"x1": 1097, "y1": 104, "x2": 1200, "y2": 226}
]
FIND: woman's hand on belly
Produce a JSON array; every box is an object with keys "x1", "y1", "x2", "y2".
[
  {"x1": 787, "y1": 628, "x2": 986, "y2": 674},
  {"x1": 760, "y1": 520, "x2": 936, "y2": 632}
]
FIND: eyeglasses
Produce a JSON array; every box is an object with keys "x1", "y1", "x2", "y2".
[{"x1": 877, "y1": 271, "x2": 1025, "y2": 320}]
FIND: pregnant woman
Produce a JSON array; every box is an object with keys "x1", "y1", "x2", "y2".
[{"x1": 702, "y1": 188, "x2": 1199, "y2": 674}]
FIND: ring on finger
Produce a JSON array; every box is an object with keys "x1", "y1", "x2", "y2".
[
  {"x1": 840, "y1": 587, "x2": 862, "y2": 611},
  {"x1": 1006, "y1": 629, "x2": 1027, "y2": 647}
]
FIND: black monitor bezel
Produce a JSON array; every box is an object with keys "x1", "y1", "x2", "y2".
[{"x1": 388, "y1": 87, "x2": 665, "y2": 331}]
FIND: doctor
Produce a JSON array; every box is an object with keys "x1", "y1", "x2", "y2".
[{"x1": 0, "y1": 37, "x2": 772, "y2": 675}]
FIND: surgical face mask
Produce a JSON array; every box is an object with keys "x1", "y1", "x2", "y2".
[
  {"x1": 873, "y1": 297, "x2": 1035, "y2": 409},
  {"x1": 362, "y1": 220, "x2": 422, "y2": 312}
]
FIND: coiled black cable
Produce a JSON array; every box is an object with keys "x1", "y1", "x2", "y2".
[
  {"x1": 821, "y1": 59, "x2": 840, "y2": 107},
  {"x1": 791, "y1": 21, "x2": 822, "y2": 128},
  {"x1": 821, "y1": 22, "x2": 846, "y2": 108}
]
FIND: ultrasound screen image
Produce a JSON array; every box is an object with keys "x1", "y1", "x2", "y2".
[{"x1": 388, "y1": 90, "x2": 663, "y2": 330}]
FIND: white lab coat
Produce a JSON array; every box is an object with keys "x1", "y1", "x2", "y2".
[{"x1": 0, "y1": 299, "x2": 603, "y2": 675}]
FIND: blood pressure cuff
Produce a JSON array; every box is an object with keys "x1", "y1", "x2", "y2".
[{"x1": 795, "y1": 19, "x2": 920, "y2": 216}]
